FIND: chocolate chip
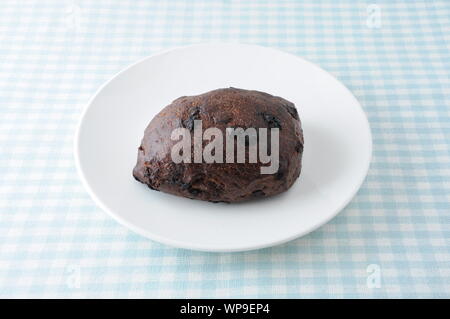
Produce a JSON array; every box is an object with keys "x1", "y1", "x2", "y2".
[
  {"x1": 207, "y1": 181, "x2": 224, "y2": 194},
  {"x1": 180, "y1": 182, "x2": 190, "y2": 189},
  {"x1": 283, "y1": 103, "x2": 299, "y2": 120},
  {"x1": 259, "y1": 113, "x2": 282, "y2": 130},
  {"x1": 188, "y1": 188, "x2": 202, "y2": 195},
  {"x1": 252, "y1": 190, "x2": 266, "y2": 197},
  {"x1": 182, "y1": 107, "x2": 201, "y2": 131},
  {"x1": 275, "y1": 169, "x2": 284, "y2": 180},
  {"x1": 144, "y1": 167, "x2": 152, "y2": 177},
  {"x1": 295, "y1": 141, "x2": 303, "y2": 153}
]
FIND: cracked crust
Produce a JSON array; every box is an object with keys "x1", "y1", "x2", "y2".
[{"x1": 133, "y1": 87, "x2": 304, "y2": 203}]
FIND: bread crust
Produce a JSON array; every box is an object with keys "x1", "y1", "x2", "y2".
[{"x1": 133, "y1": 88, "x2": 304, "y2": 203}]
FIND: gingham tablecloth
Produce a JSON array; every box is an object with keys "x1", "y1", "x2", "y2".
[{"x1": 0, "y1": 0, "x2": 449, "y2": 298}]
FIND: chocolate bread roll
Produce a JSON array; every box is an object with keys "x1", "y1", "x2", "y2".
[{"x1": 133, "y1": 88, "x2": 304, "y2": 203}]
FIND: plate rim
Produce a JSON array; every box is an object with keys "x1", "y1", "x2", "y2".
[{"x1": 74, "y1": 43, "x2": 373, "y2": 252}]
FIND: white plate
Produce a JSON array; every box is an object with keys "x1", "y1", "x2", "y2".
[{"x1": 75, "y1": 44, "x2": 372, "y2": 252}]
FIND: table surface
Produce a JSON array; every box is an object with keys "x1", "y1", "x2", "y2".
[{"x1": 0, "y1": 0, "x2": 449, "y2": 298}]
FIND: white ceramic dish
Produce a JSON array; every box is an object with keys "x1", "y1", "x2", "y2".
[{"x1": 75, "y1": 43, "x2": 372, "y2": 252}]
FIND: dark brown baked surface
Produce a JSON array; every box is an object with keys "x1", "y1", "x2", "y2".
[{"x1": 133, "y1": 87, "x2": 304, "y2": 203}]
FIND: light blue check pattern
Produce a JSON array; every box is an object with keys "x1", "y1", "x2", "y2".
[{"x1": 0, "y1": 0, "x2": 449, "y2": 298}]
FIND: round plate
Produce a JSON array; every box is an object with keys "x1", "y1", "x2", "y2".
[{"x1": 75, "y1": 44, "x2": 372, "y2": 252}]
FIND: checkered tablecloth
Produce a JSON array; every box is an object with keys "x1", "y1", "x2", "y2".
[{"x1": 0, "y1": 0, "x2": 449, "y2": 298}]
